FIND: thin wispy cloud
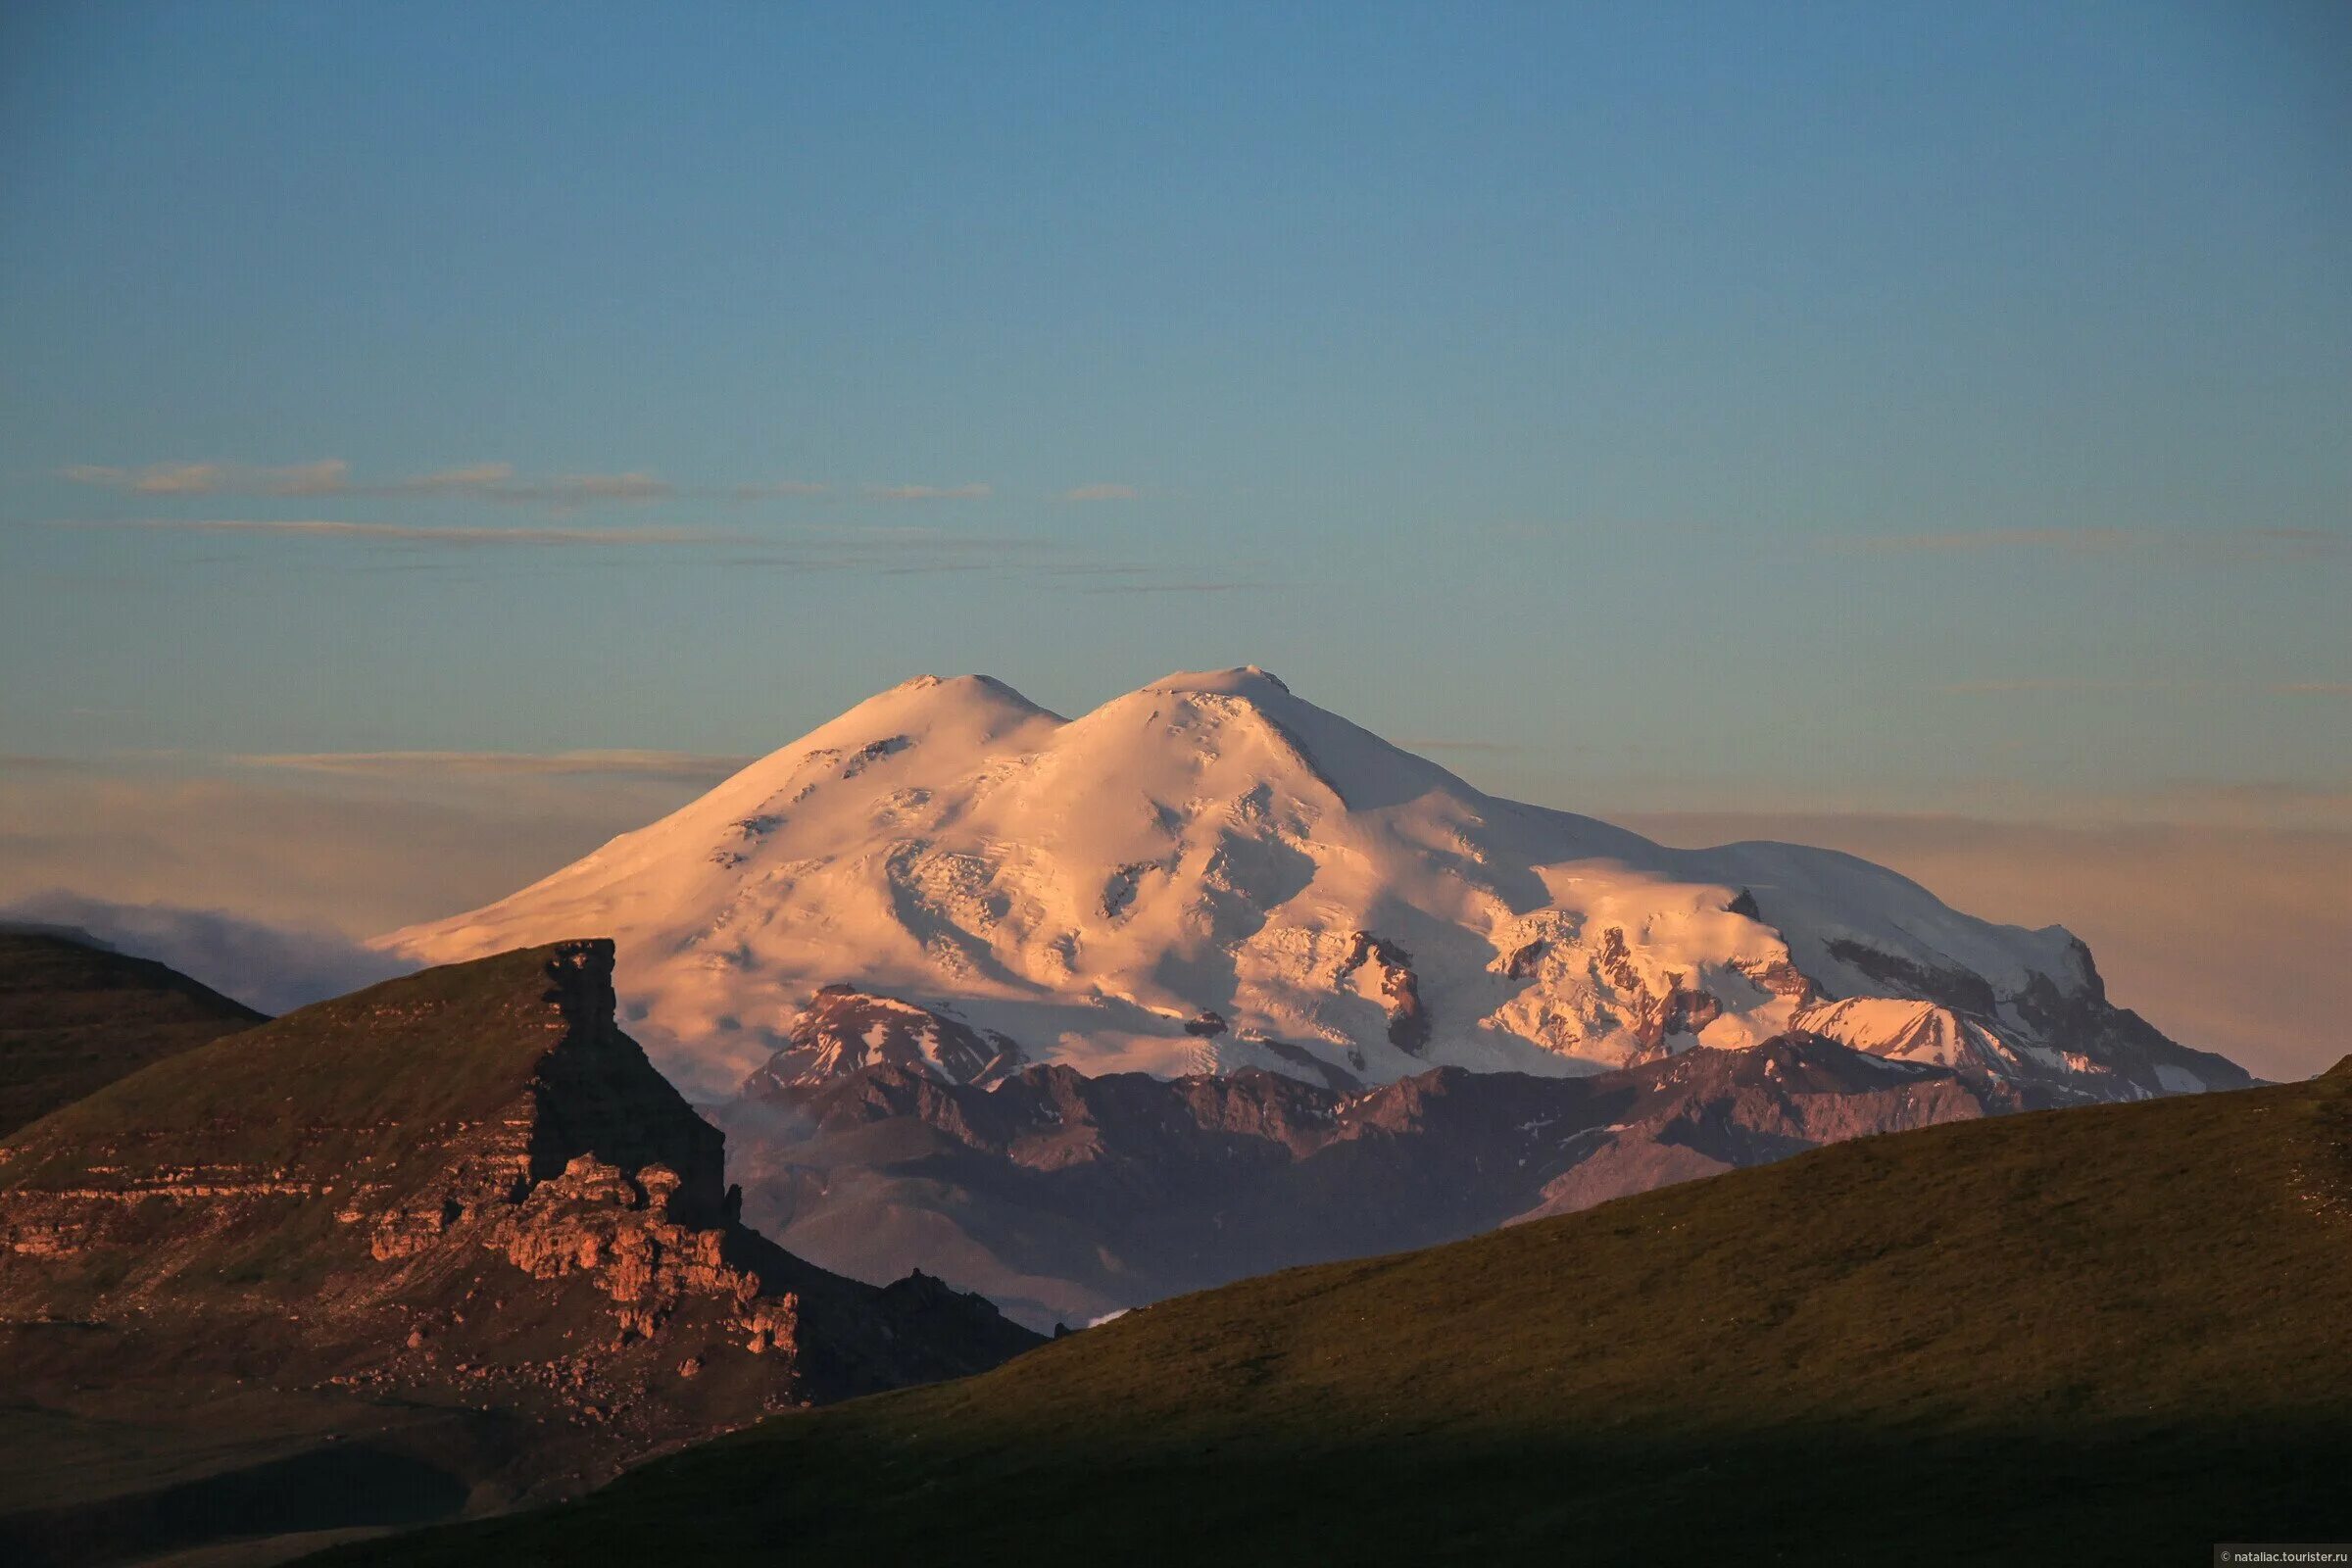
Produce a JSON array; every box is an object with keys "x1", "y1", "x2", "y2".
[
  {"x1": 60, "y1": 460, "x2": 352, "y2": 496},
  {"x1": 864, "y1": 482, "x2": 993, "y2": 501},
  {"x1": 46, "y1": 514, "x2": 1283, "y2": 597},
  {"x1": 457, "y1": 469, "x2": 673, "y2": 505},
  {"x1": 1396, "y1": 737, "x2": 1525, "y2": 756},
  {"x1": 58, "y1": 460, "x2": 832, "y2": 508},
  {"x1": 1856, "y1": 527, "x2": 2136, "y2": 555},
  {"x1": 1060, "y1": 483, "x2": 1139, "y2": 502},
  {"x1": 1075, "y1": 580, "x2": 1283, "y2": 595},
  {"x1": 721, "y1": 480, "x2": 831, "y2": 500},
  {"x1": 1936, "y1": 677, "x2": 2351, "y2": 696},
  {"x1": 236, "y1": 749, "x2": 754, "y2": 781},
  {"x1": 1936, "y1": 677, "x2": 2181, "y2": 694},
  {"x1": 1841, "y1": 526, "x2": 2339, "y2": 559},
  {"x1": 57, "y1": 517, "x2": 735, "y2": 547}
]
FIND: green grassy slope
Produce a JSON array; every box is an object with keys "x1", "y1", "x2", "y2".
[
  {"x1": 0, "y1": 930, "x2": 265, "y2": 1137},
  {"x1": 324, "y1": 1060, "x2": 2352, "y2": 1567}
]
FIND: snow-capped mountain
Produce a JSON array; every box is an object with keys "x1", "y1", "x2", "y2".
[{"x1": 380, "y1": 667, "x2": 2247, "y2": 1104}]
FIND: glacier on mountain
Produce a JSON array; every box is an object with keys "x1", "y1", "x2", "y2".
[{"x1": 380, "y1": 666, "x2": 2245, "y2": 1105}]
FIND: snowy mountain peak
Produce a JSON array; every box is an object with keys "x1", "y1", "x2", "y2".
[
  {"x1": 1144, "y1": 664, "x2": 1294, "y2": 698},
  {"x1": 380, "y1": 670, "x2": 2249, "y2": 1107}
]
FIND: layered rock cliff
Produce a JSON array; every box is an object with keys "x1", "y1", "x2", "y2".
[{"x1": 0, "y1": 939, "x2": 1035, "y2": 1567}]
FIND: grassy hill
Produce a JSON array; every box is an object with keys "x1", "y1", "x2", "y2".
[
  {"x1": 320, "y1": 1057, "x2": 2352, "y2": 1566},
  {"x1": 0, "y1": 929, "x2": 265, "y2": 1136}
]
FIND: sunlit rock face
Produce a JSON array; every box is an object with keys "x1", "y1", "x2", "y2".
[{"x1": 0, "y1": 939, "x2": 1037, "y2": 1522}]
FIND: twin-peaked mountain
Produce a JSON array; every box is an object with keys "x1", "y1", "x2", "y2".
[
  {"x1": 383, "y1": 666, "x2": 2245, "y2": 1108},
  {"x1": 377, "y1": 668, "x2": 2250, "y2": 1329}
]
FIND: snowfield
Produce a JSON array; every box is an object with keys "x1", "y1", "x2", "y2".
[{"x1": 379, "y1": 667, "x2": 2246, "y2": 1103}]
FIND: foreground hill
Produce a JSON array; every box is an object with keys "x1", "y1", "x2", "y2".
[
  {"x1": 381, "y1": 667, "x2": 2244, "y2": 1109},
  {"x1": 322, "y1": 1063, "x2": 2350, "y2": 1566},
  {"x1": 0, "y1": 940, "x2": 1035, "y2": 1568},
  {"x1": 725, "y1": 1029, "x2": 2015, "y2": 1330},
  {"x1": 0, "y1": 926, "x2": 265, "y2": 1136}
]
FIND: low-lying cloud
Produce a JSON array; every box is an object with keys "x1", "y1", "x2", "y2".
[
  {"x1": 8, "y1": 758, "x2": 2340, "y2": 1082},
  {"x1": 238, "y1": 749, "x2": 755, "y2": 781},
  {"x1": 0, "y1": 890, "x2": 414, "y2": 1015}
]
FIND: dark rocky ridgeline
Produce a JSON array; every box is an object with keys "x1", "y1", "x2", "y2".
[
  {"x1": 0, "y1": 939, "x2": 1037, "y2": 1568},
  {"x1": 1338, "y1": 930, "x2": 1430, "y2": 1053},
  {"x1": 738, "y1": 983, "x2": 1024, "y2": 1091},
  {"x1": 718, "y1": 1026, "x2": 2015, "y2": 1332},
  {"x1": 0, "y1": 927, "x2": 267, "y2": 1136}
]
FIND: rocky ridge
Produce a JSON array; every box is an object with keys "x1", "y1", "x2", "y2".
[
  {"x1": 720, "y1": 1018, "x2": 2018, "y2": 1330},
  {"x1": 0, "y1": 926, "x2": 266, "y2": 1136},
  {"x1": 0, "y1": 939, "x2": 1036, "y2": 1567}
]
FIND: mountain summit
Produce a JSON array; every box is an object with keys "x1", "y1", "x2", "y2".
[{"x1": 380, "y1": 669, "x2": 2245, "y2": 1104}]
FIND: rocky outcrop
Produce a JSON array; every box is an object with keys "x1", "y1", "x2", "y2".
[
  {"x1": 486, "y1": 1155, "x2": 791, "y2": 1350},
  {"x1": 740, "y1": 985, "x2": 1025, "y2": 1092},
  {"x1": 0, "y1": 940, "x2": 1037, "y2": 1563},
  {"x1": 1340, "y1": 931, "x2": 1430, "y2": 1053}
]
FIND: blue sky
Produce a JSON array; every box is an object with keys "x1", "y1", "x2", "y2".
[{"x1": 2, "y1": 0, "x2": 2346, "y2": 816}]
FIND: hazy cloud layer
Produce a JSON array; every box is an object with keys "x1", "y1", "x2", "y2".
[
  {"x1": 1934, "y1": 678, "x2": 2352, "y2": 697},
  {"x1": 3, "y1": 759, "x2": 2342, "y2": 1083},
  {"x1": 61, "y1": 517, "x2": 737, "y2": 547},
  {"x1": 59, "y1": 460, "x2": 347, "y2": 495},
  {"x1": 237, "y1": 749, "x2": 755, "y2": 781},
  {"x1": 0, "y1": 890, "x2": 413, "y2": 1014},
  {"x1": 1394, "y1": 737, "x2": 1527, "y2": 757},
  {"x1": 1617, "y1": 808, "x2": 2352, "y2": 1084},
  {"x1": 1060, "y1": 484, "x2": 1140, "y2": 502},
  {"x1": 1839, "y1": 526, "x2": 2340, "y2": 560},
  {"x1": 863, "y1": 482, "x2": 993, "y2": 501},
  {"x1": 59, "y1": 460, "x2": 830, "y2": 508}
]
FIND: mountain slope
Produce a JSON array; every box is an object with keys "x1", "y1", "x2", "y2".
[
  {"x1": 721, "y1": 1029, "x2": 2014, "y2": 1330},
  {"x1": 380, "y1": 668, "x2": 2245, "y2": 1109},
  {"x1": 0, "y1": 927, "x2": 266, "y2": 1136},
  {"x1": 316, "y1": 1065, "x2": 2349, "y2": 1566},
  {"x1": 0, "y1": 941, "x2": 1036, "y2": 1568}
]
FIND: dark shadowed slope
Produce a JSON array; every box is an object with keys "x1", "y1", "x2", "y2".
[
  {"x1": 0, "y1": 928, "x2": 265, "y2": 1136},
  {"x1": 0, "y1": 941, "x2": 1036, "y2": 1568},
  {"x1": 323, "y1": 1061, "x2": 2352, "y2": 1567}
]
